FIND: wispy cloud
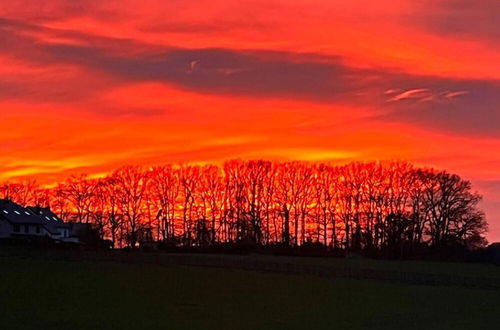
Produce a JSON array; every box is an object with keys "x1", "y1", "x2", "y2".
[{"x1": 387, "y1": 89, "x2": 430, "y2": 102}]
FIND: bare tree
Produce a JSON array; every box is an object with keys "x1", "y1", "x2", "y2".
[{"x1": 113, "y1": 166, "x2": 149, "y2": 248}]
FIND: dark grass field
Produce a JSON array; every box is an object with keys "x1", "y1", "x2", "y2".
[{"x1": 1, "y1": 254, "x2": 499, "y2": 330}]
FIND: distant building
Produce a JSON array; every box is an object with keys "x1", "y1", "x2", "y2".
[{"x1": 0, "y1": 198, "x2": 80, "y2": 243}]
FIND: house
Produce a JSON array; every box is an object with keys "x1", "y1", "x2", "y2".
[{"x1": 0, "y1": 198, "x2": 78, "y2": 243}]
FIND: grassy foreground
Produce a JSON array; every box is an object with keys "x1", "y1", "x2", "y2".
[{"x1": 0, "y1": 256, "x2": 499, "y2": 330}]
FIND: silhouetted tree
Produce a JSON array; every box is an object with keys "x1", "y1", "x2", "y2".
[{"x1": 0, "y1": 160, "x2": 489, "y2": 252}]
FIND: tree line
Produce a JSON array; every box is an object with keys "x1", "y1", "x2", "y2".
[{"x1": 0, "y1": 160, "x2": 488, "y2": 251}]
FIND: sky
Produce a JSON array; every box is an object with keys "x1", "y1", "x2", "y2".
[{"x1": 0, "y1": 0, "x2": 499, "y2": 241}]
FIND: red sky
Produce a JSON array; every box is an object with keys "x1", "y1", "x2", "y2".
[{"x1": 0, "y1": 0, "x2": 499, "y2": 241}]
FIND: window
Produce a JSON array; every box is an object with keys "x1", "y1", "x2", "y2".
[
  {"x1": 36, "y1": 226, "x2": 41, "y2": 234},
  {"x1": 24, "y1": 225, "x2": 29, "y2": 233},
  {"x1": 45, "y1": 216, "x2": 50, "y2": 221},
  {"x1": 24, "y1": 211, "x2": 30, "y2": 216},
  {"x1": 2, "y1": 210, "x2": 8, "y2": 214},
  {"x1": 14, "y1": 210, "x2": 20, "y2": 215},
  {"x1": 13, "y1": 224, "x2": 20, "y2": 232},
  {"x1": 52, "y1": 217, "x2": 58, "y2": 221}
]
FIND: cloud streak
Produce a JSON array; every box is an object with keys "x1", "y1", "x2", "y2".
[
  {"x1": 2, "y1": 20, "x2": 498, "y2": 137},
  {"x1": 413, "y1": 0, "x2": 500, "y2": 43}
]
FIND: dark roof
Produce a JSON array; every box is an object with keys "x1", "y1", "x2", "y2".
[
  {"x1": 0, "y1": 199, "x2": 69, "y2": 234},
  {"x1": 0, "y1": 199, "x2": 46, "y2": 225},
  {"x1": 26, "y1": 206, "x2": 67, "y2": 227},
  {"x1": 27, "y1": 205, "x2": 70, "y2": 234}
]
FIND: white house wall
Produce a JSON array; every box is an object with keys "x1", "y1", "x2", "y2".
[{"x1": 0, "y1": 218, "x2": 12, "y2": 238}]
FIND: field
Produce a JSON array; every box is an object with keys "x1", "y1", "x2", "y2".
[{"x1": 0, "y1": 252, "x2": 499, "y2": 330}]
